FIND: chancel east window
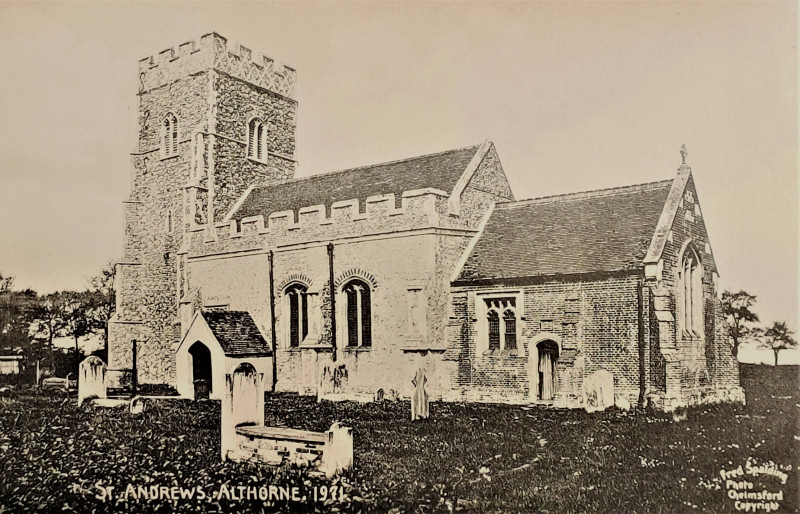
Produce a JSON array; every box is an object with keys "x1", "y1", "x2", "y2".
[
  {"x1": 248, "y1": 118, "x2": 267, "y2": 160},
  {"x1": 343, "y1": 279, "x2": 371, "y2": 348},
  {"x1": 285, "y1": 284, "x2": 308, "y2": 347},
  {"x1": 483, "y1": 297, "x2": 517, "y2": 352},
  {"x1": 162, "y1": 113, "x2": 178, "y2": 157},
  {"x1": 678, "y1": 245, "x2": 703, "y2": 337}
]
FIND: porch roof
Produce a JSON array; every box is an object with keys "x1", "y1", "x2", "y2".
[{"x1": 202, "y1": 311, "x2": 271, "y2": 356}]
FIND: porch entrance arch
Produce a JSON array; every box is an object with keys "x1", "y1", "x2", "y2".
[{"x1": 189, "y1": 341, "x2": 212, "y2": 399}]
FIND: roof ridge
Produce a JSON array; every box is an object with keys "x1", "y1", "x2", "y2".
[
  {"x1": 250, "y1": 144, "x2": 482, "y2": 191},
  {"x1": 497, "y1": 179, "x2": 674, "y2": 209}
]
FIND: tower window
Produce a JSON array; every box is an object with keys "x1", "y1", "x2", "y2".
[
  {"x1": 248, "y1": 118, "x2": 267, "y2": 161},
  {"x1": 162, "y1": 113, "x2": 178, "y2": 158}
]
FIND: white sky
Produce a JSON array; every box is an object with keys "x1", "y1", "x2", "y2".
[{"x1": 0, "y1": 2, "x2": 796, "y2": 329}]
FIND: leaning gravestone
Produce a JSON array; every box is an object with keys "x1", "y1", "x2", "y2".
[
  {"x1": 221, "y1": 363, "x2": 264, "y2": 460},
  {"x1": 411, "y1": 368, "x2": 429, "y2": 420},
  {"x1": 78, "y1": 356, "x2": 106, "y2": 407},
  {"x1": 583, "y1": 369, "x2": 614, "y2": 413}
]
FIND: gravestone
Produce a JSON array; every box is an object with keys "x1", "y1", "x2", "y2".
[
  {"x1": 221, "y1": 362, "x2": 264, "y2": 460},
  {"x1": 317, "y1": 363, "x2": 347, "y2": 402},
  {"x1": 614, "y1": 394, "x2": 631, "y2": 412},
  {"x1": 319, "y1": 422, "x2": 354, "y2": 477},
  {"x1": 130, "y1": 396, "x2": 146, "y2": 415},
  {"x1": 583, "y1": 369, "x2": 614, "y2": 413},
  {"x1": 411, "y1": 368, "x2": 429, "y2": 420},
  {"x1": 78, "y1": 356, "x2": 106, "y2": 407}
]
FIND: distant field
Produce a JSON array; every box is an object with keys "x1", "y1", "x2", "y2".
[{"x1": 0, "y1": 365, "x2": 797, "y2": 513}]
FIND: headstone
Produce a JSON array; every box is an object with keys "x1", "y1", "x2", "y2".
[
  {"x1": 318, "y1": 363, "x2": 347, "y2": 402},
  {"x1": 78, "y1": 356, "x2": 106, "y2": 407},
  {"x1": 614, "y1": 394, "x2": 631, "y2": 412},
  {"x1": 583, "y1": 369, "x2": 614, "y2": 413},
  {"x1": 319, "y1": 423, "x2": 354, "y2": 478},
  {"x1": 317, "y1": 362, "x2": 333, "y2": 402},
  {"x1": 373, "y1": 388, "x2": 384, "y2": 402},
  {"x1": 130, "y1": 396, "x2": 146, "y2": 415},
  {"x1": 221, "y1": 362, "x2": 264, "y2": 460},
  {"x1": 411, "y1": 368, "x2": 429, "y2": 420}
]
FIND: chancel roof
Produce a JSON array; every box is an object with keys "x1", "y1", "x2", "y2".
[{"x1": 454, "y1": 180, "x2": 674, "y2": 284}]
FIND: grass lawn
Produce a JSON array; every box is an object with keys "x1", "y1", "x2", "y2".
[{"x1": 1, "y1": 365, "x2": 797, "y2": 513}]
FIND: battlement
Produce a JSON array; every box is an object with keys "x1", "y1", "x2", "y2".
[
  {"x1": 187, "y1": 188, "x2": 451, "y2": 252},
  {"x1": 138, "y1": 32, "x2": 296, "y2": 98}
]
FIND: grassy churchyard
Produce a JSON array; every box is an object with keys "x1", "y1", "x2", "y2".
[{"x1": 0, "y1": 365, "x2": 797, "y2": 513}]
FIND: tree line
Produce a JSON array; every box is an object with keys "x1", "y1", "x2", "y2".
[
  {"x1": 721, "y1": 290, "x2": 797, "y2": 366},
  {"x1": 0, "y1": 264, "x2": 114, "y2": 377}
]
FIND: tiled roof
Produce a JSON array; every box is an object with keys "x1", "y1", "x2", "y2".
[
  {"x1": 233, "y1": 145, "x2": 481, "y2": 220},
  {"x1": 202, "y1": 311, "x2": 271, "y2": 356},
  {"x1": 454, "y1": 180, "x2": 674, "y2": 284}
]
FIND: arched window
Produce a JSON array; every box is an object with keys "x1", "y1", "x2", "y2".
[
  {"x1": 162, "y1": 113, "x2": 178, "y2": 157},
  {"x1": 488, "y1": 311, "x2": 500, "y2": 350},
  {"x1": 248, "y1": 118, "x2": 267, "y2": 160},
  {"x1": 678, "y1": 244, "x2": 703, "y2": 337},
  {"x1": 483, "y1": 297, "x2": 518, "y2": 352},
  {"x1": 343, "y1": 279, "x2": 371, "y2": 348},
  {"x1": 285, "y1": 283, "x2": 308, "y2": 347},
  {"x1": 503, "y1": 309, "x2": 517, "y2": 350}
]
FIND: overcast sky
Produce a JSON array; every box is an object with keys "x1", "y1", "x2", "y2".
[{"x1": 0, "y1": 2, "x2": 796, "y2": 330}]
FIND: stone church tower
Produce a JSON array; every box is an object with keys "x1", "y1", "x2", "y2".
[{"x1": 108, "y1": 33, "x2": 298, "y2": 385}]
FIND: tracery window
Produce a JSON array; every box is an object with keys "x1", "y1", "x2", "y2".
[
  {"x1": 678, "y1": 245, "x2": 703, "y2": 337},
  {"x1": 483, "y1": 297, "x2": 517, "y2": 352}
]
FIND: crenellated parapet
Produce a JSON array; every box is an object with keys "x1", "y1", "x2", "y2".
[
  {"x1": 186, "y1": 189, "x2": 455, "y2": 255},
  {"x1": 138, "y1": 32, "x2": 296, "y2": 98}
]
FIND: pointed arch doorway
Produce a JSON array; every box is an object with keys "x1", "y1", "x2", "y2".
[
  {"x1": 528, "y1": 333, "x2": 561, "y2": 403},
  {"x1": 537, "y1": 341, "x2": 559, "y2": 401}
]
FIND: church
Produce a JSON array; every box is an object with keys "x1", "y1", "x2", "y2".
[{"x1": 107, "y1": 33, "x2": 743, "y2": 411}]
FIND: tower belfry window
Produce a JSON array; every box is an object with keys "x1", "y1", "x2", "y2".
[
  {"x1": 248, "y1": 118, "x2": 267, "y2": 161},
  {"x1": 162, "y1": 113, "x2": 178, "y2": 157}
]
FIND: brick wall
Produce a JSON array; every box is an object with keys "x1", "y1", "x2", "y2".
[{"x1": 447, "y1": 273, "x2": 644, "y2": 406}]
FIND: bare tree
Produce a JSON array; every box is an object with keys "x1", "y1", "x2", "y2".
[
  {"x1": 61, "y1": 291, "x2": 93, "y2": 374},
  {"x1": 31, "y1": 293, "x2": 68, "y2": 371},
  {"x1": 0, "y1": 273, "x2": 38, "y2": 355},
  {"x1": 720, "y1": 290, "x2": 760, "y2": 357},
  {"x1": 760, "y1": 322, "x2": 797, "y2": 367},
  {"x1": 86, "y1": 262, "x2": 116, "y2": 360}
]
